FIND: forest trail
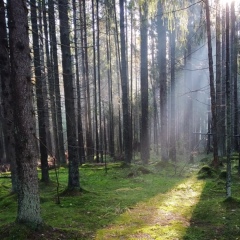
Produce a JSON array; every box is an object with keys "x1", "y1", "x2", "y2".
[{"x1": 96, "y1": 176, "x2": 205, "y2": 239}]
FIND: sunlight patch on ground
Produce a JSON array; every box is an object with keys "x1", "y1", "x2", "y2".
[{"x1": 96, "y1": 177, "x2": 205, "y2": 239}]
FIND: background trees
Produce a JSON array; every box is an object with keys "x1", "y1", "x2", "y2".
[{"x1": 1, "y1": 0, "x2": 240, "y2": 227}]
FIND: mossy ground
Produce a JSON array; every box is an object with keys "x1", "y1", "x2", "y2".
[{"x1": 0, "y1": 154, "x2": 240, "y2": 239}]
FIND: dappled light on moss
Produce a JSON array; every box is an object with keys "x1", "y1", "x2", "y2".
[{"x1": 96, "y1": 177, "x2": 205, "y2": 239}]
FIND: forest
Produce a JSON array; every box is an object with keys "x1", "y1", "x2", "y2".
[{"x1": 0, "y1": 0, "x2": 240, "y2": 239}]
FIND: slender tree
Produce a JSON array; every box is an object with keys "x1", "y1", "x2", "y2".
[
  {"x1": 140, "y1": 0, "x2": 149, "y2": 164},
  {"x1": 231, "y1": 2, "x2": 238, "y2": 151},
  {"x1": 48, "y1": 0, "x2": 65, "y2": 164},
  {"x1": 0, "y1": 0, "x2": 17, "y2": 191},
  {"x1": 157, "y1": 1, "x2": 168, "y2": 161},
  {"x1": 170, "y1": 28, "x2": 176, "y2": 162},
  {"x1": 96, "y1": 0, "x2": 104, "y2": 163},
  {"x1": 58, "y1": 0, "x2": 80, "y2": 189},
  {"x1": 30, "y1": 0, "x2": 49, "y2": 182},
  {"x1": 205, "y1": 0, "x2": 219, "y2": 167},
  {"x1": 73, "y1": 0, "x2": 85, "y2": 164},
  {"x1": 91, "y1": 0, "x2": 100, "y2": 163},
  {"x1": 225, "y1": 2, "x2": 231, "y2": 197},
  {"x1": 105, "y1": 1, "x2": 115, "y2": 158},
  {"x1": 119, "y1": 0, "x2": 132, "y2": 163},
  {"x1": 215, "y1": 0, "x2": 223, "y2": 156}
]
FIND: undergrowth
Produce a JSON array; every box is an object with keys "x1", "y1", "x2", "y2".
[{"x1": 0, "y1": 154, "x2": 240, "y2": 239}]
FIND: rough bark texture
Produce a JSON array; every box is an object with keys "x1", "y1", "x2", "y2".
[
  {"x1": 8, "y1": 0, "x2": 42, "y2": 226},
  {"x1": 0, "y1": 0, "x2": 17, "y2": 192},
  {"x1": 58, "y1": 0, "x2": 79, "y2": 189}
]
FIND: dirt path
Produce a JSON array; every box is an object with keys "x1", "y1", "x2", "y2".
[{"x1": 96, "y1": 177, "x2": 205, "y2": 240}]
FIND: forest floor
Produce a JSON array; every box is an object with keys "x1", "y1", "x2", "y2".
[{"x1": 0, "y1": 154, "x2": 240, "y2": 239}]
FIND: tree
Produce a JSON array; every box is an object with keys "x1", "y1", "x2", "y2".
[
  {"x1": 72, "y1": 0, "x2": 85, "y2": 164},
  {"x1": 0, "y1": 0, "x2": 17, "y2": 192},
  {"x1": 157, "y1": 1, "x2": 168, "y2": 162},
  {"x1": 48, "y1": 0, "x2": 65, "y2": 164},
  {"x1": 119, "y1": 0, "x2": 132, "y2": 163},
  {"x1": 140, "y1": 0, "x2": 149, "y2": 164},
  {"x1": 215, "y1": 0, "x2": 223, "y2": 156},
  {"x1": 225, "y1": 2, "x2": 231, "y2": 197},
  {"x1": 205, "y1": 0, "x2": 219, "y2": 167},
  {"x1": 30, "y1": 0, "x2": 49, "y2": 182},
  {"x1": 169, "y1": 27, "x2": 176, "y2": 162},
  {"x1": 230, "y1": 2, "x2": 238, "y2": 152},
  {"x1": 8, "y1": 0, "x2": 42, "y2": 226},
  {"x1": 58, "y1": 0, "x2": 80, "y2": 189}
]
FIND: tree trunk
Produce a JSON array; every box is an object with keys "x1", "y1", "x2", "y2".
[
  {"x1": 231, "y1": 2, "x2": 238, "y2": 151},
  {"x1": 96, "y1": 0, "x2": 103, "y2": 163},
  {"x1": 58, "y1": 0, "x2": 80, "y2": 189},
  {"x1": 205, "y1": 0, "x2": 219, "y2": 167},
  {"x1": 215, "y1": 0, "x2": 223, "y2": 156},
  {"x1": 157, "y1": 1, "x2": 168, "y2": 162},
  {"x1": 119, "y1": 0, "x2": 132, "y2": 163},
  {"x1": 30, "y1": 0, "x2": 49, "y2": 183},
  {"x1": 225, "y1": 2, "x2": 231, "y2": 197},
  {"x1": 91, "y1": 0, "x2": 99, "y2": 163},
  {"x1": 105, "y1": 3, "x2": 115, "y2": 158},
  {"x1": 170, "y1": 28, "x2": 176, "y2": 162},
  {"x1": 8, "y1": 0, "x2": 42, "y2": 226},
  {"x1": 42, "y1": 0, "x2": 58, "y2": 161},
  {"x1": 0, "y1": 0, "x2": 17, "y2": 192},
  {"x1": 140, "y1": 1, "x2": 149, "y2": 164},
  {"x1": 80, "y1": 0, "x2": 94, "y2": 162},
  {"x1": 73, "y1": 0, "x2": 85, "y2": 164},
  {"x1": 48, "y1": 0, "x2": 65, "y2": 164},
  {"x1": 221, "y1": 4, "x2": 226, "y2": 156}
]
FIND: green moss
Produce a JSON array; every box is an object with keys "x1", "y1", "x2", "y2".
[
  {"x1": 197, "y1": 165, "x2": 217, "y2": 179},
  {"x1": 1, "y1": 154, "x2": 240, "y2": 239}
]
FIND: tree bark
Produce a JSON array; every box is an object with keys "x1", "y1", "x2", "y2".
[
  {"x1": 58, "y1": 0, "x2": 80, "y2": 189},
  {"x1": 119, "y1": 0, "x2": 132, "y2": 163},
  {"x1": 0, "y1": 0, "x2": 17, "y2": 192},
  {"x1": 225, "y1": 2, "x2": 231, "y2": 197},
  {"x1": 8, "y1": 0, "x2": 42, "y2": 226},
  {"x1": 30, "y1": 0, "x2": 49, "y2": 183},
  {"x1": 170, "y1": 28, "x2": 176, "y2": 162},
  {"x1": 48, "y1": 0, "x2": 65, "y2": 164},
  {"x1": 140, "y1": 1, "x2": 149, "y2": 164},
  {"x1": 157, "y1": 1, "x2": 168, "y2": 162},
  {"x1": 205, "y1": 0, "x2": 219, "y2": 167}
]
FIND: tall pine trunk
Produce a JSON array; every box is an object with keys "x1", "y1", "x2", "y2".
[
  {"x1": 8, "y1": 0, "x2": 42, "y2": 226},
  {"x1": 48, "y1": 0, "x2": 65, "y2": 164},
  {"x1": 119, "y1": 0, "x2": 131, "y2": 163},
  {"x1": 140, "y1": 1, "x2": 149, "y2": 164},
  {"x1": 170, "y1": 28, "x2": 176, "y2": 162},
  {"x1": 30, "y1": 0, "x2": 49, "y2": 182},
  {"x1": 157, "y1": 1, "x2": 168, "y2": 162},
  {"x1": 225, "y1": 2, "x2": 231, "y2": 197},
  {"x1": 58, "y1": 0, "x2": 80, "y2": 189},
  {"x1": 0, "y1": 0, "x2": 17, "y2": 192},
  {"x1": 205, "y1": 0, "x2": 219, "y2": 167}
]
